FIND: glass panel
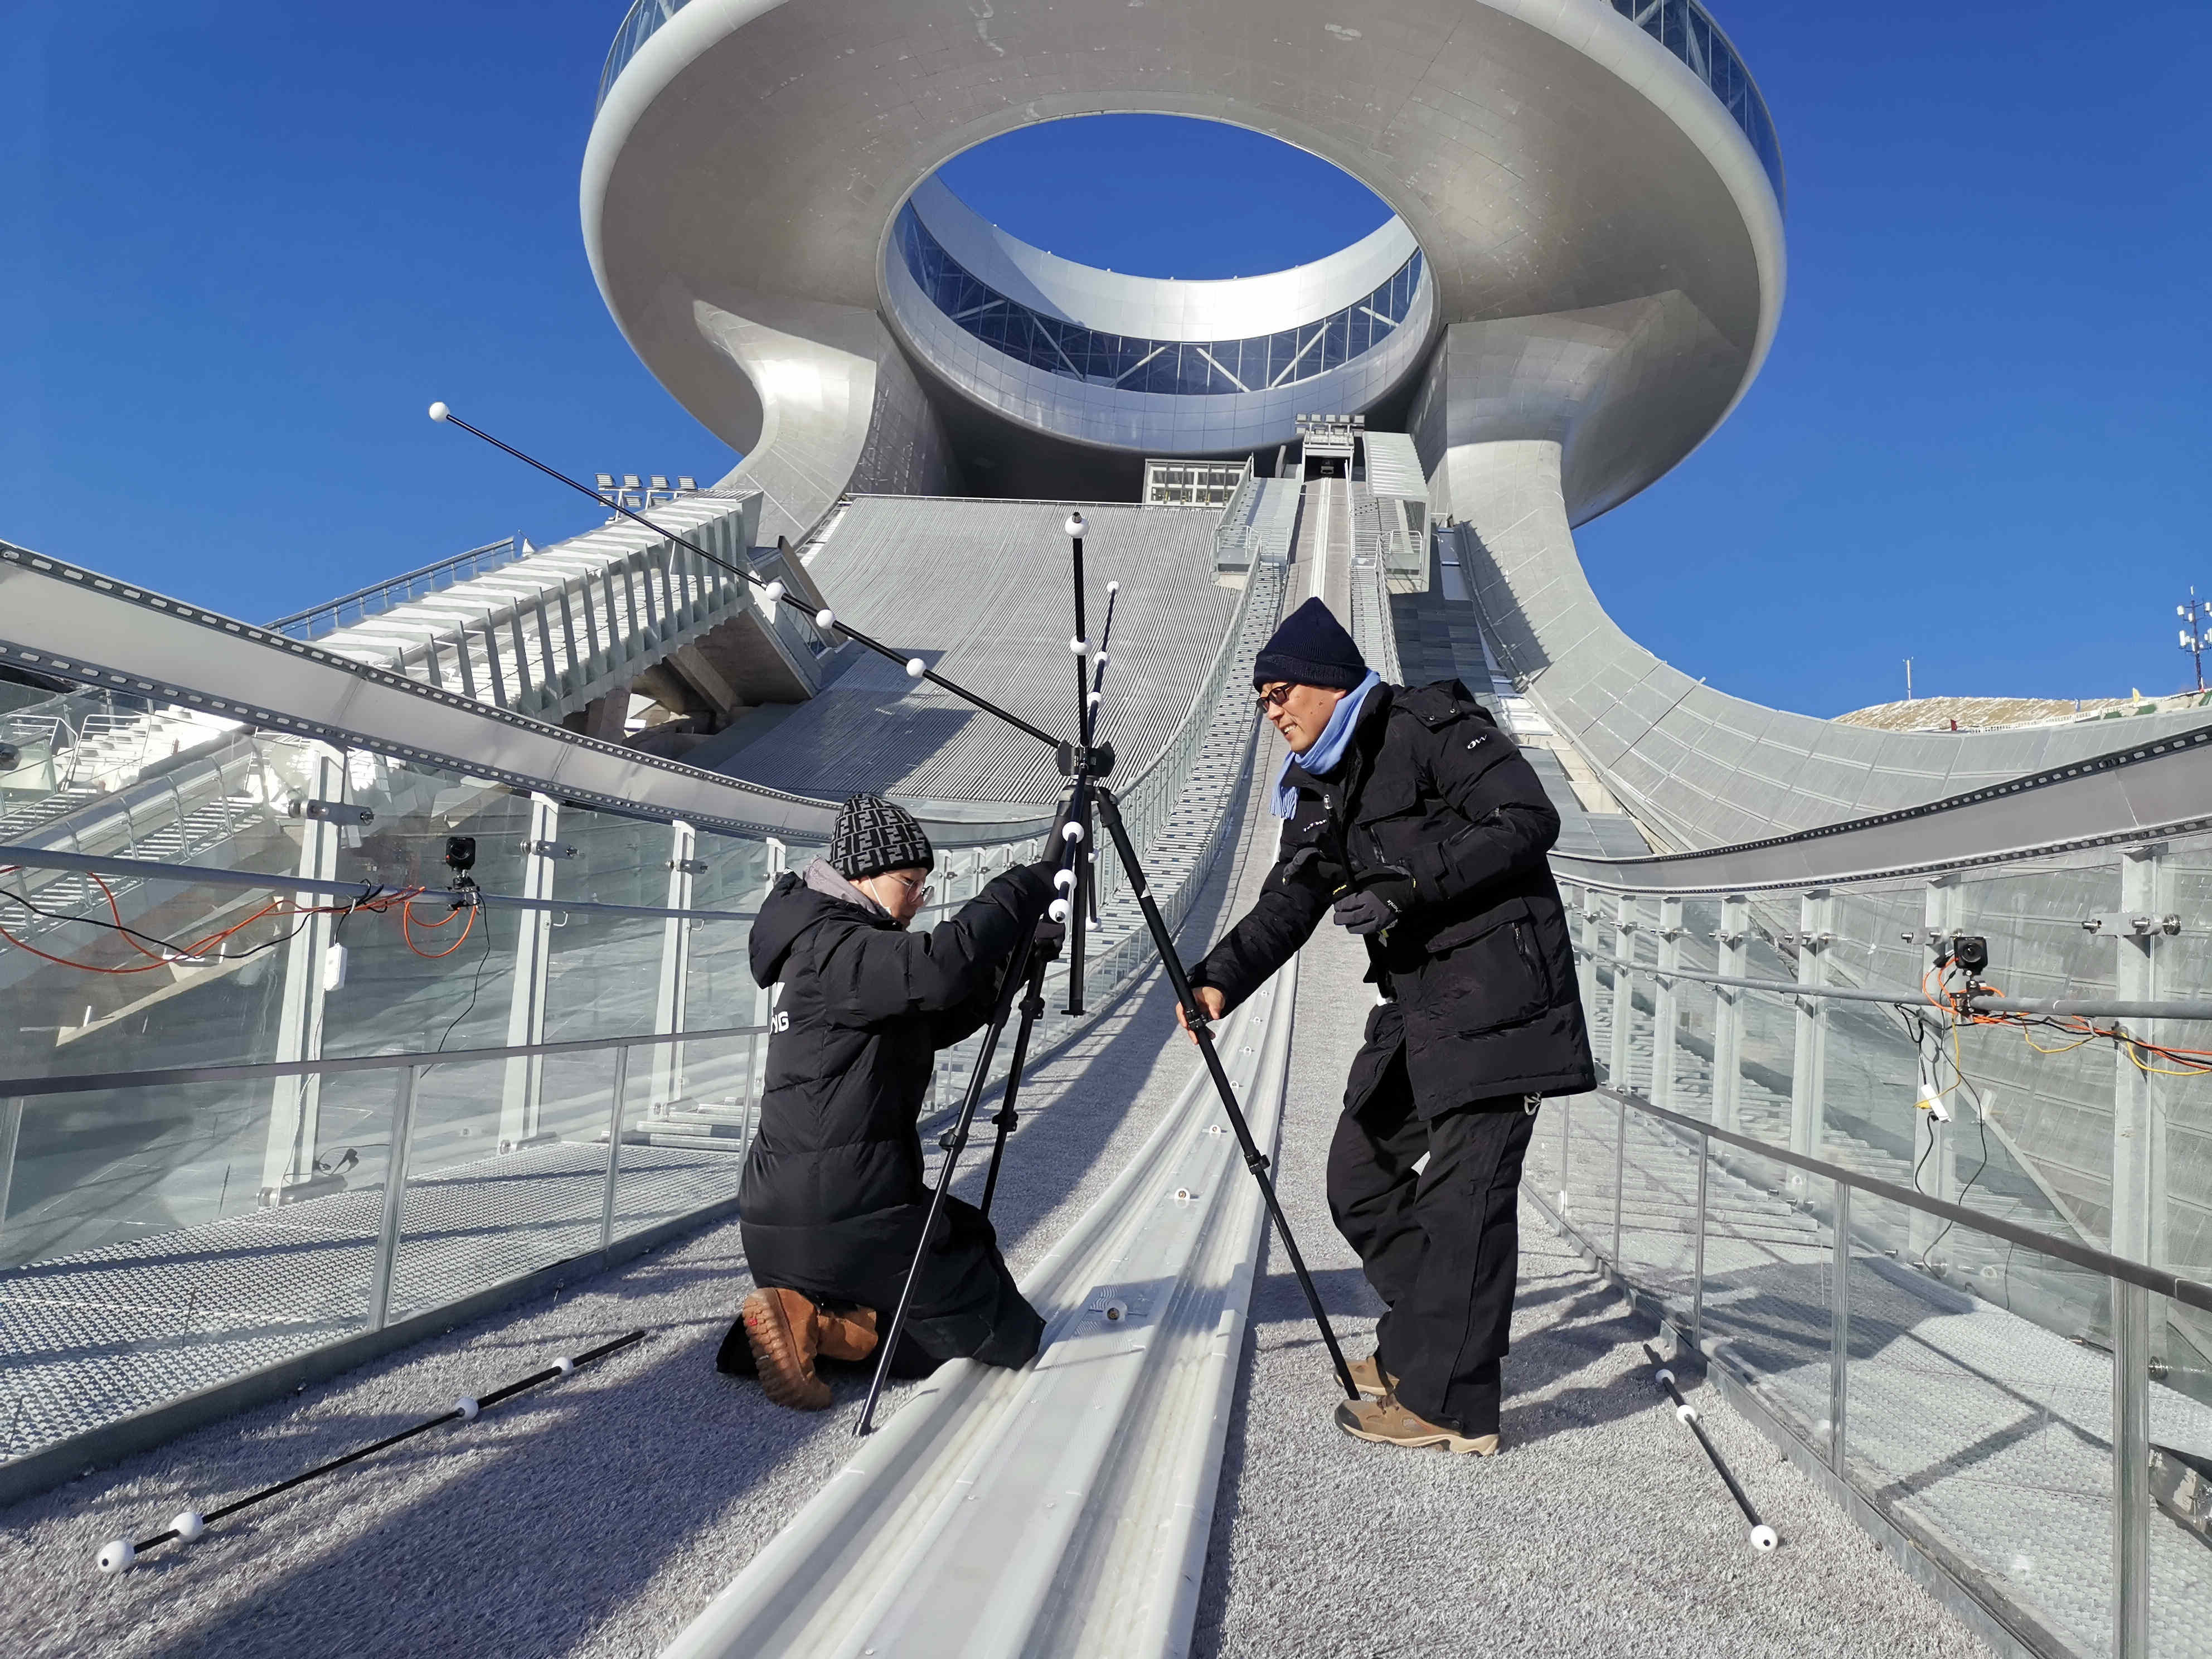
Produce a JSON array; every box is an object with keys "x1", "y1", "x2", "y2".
[{"x1": 1695, "y1": 1140, "x2": 1833, "y2": 1454}]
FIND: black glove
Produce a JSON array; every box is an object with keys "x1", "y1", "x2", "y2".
[
  {"x1": 1031, "y1": 918, "x2": 1067, "y2": 961},
  {"x1": 1332, "y1": 875, "x2": 1415, "y2": 937}
]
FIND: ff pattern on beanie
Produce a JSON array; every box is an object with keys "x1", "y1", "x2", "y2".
[{"x1": 830, "y1": 793, "x2": 935, "y2": 881}]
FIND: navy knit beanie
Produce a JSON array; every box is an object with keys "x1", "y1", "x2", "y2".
[
  {"x1": 830, "y1": 794, "x2": 935, "y2": 880},
  {"x1": 1251, "y1": 598, "x2": 1369, "y2": 692}
]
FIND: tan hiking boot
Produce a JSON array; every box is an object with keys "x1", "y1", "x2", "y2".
[
  {"x1": 741, "y1": 1287, "x2": 831, "y2": 1411},
  {"x1": 1333, "y1": 1394, "x2": 1498, "y2": 1456},
  {"x1": 816, "y1": 1304, "x2": 879, "y2": 1364},
  {"x1": 1347, "y1": 1352, "x2": 1396, "y2": 1400}
]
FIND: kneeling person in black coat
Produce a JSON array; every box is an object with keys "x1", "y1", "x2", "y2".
[
  {"x1": 720, "y1": 793, "x2": 1054, "y2": 1411},
  {"x1": 1183, "y1": 599, "x2": 1594, "y2": 1454}
]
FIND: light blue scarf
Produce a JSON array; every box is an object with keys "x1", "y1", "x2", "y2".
[{"x1": 1271, "y1": 671, "x2": 1382, "y2": 817}]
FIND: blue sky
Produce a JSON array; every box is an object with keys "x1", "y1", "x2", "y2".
[{"x1": 5, "y1": 2, "x2": 2208, "y2": 714}]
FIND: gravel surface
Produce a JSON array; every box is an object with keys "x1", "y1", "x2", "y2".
[
  {"x1": 1190, "y1": 911, "x2": 1992, "y2": 1659},
  {"x1": 0, "y1": 760, "x2": 1283, "y2": 1659}
]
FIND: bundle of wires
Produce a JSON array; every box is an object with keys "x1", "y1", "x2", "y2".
[{"x1": 0, "y1": 869, "x2": 481, "y2": 974}]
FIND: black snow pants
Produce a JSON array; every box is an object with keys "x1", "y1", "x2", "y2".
[{"x1": 1326, "y1": 1040, "x2": 1537, "y2": 1437}]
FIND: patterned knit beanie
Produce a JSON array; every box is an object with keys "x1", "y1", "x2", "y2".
[{"x1": 830, "y1": 793, "x2": 935, "y2": 880}]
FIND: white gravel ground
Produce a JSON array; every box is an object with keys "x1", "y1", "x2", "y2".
[{"x1": 1190, "y1": 914, "x2": 1992, "y2": 1659}]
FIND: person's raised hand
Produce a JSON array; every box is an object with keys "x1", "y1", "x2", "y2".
[{"x1": 1176, "y1": 984, "x2": 1226, "y2": 1044}]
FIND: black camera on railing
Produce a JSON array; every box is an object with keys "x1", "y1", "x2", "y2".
[{"x1": 1938, "y1": 933, "x2": 1990, "y2": 978}]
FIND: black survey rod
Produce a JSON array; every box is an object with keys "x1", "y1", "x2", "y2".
[
  {"x1": 113, "y1": 1332, "x2": 647, "y2": 1565},
  {"x1": 1091, "y1": 784, "x2": 1359, "y2": 1402},
  {"x1": 979, "y1": 947, "x2": 1054, "y2": 1218},
  {"x1": 1641, "y1": 1343, "x2": 1777, "y2": 1551},
  {"x1": 427, "y1": 405, "x2": 1061, "y2": 749}
]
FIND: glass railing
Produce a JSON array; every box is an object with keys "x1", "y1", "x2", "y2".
[
  {"x1": 596, "y1": 0, "x2": 688, "y2": 112},
  {"x1": 0, "y1": 542, "x2": 1274, "y2": 1483},
  {"x1": 267, "y1": 536, "x2": 525, "y2": 642},
  {"x1": 1608, "y1": 0, "x2": 1785, "y2": 202},
  {"x1": 1546, "y1": 834, "x2": 2212, "y2": 1655}
]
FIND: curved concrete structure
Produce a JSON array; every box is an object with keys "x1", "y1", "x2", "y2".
[{"x1": 583, "y1": 0, "x2": 1784, "y2": 539}]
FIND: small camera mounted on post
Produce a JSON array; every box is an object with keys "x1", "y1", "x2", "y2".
[{"x1": 443, "y1": 835, "x2": 479, "y2": 905}]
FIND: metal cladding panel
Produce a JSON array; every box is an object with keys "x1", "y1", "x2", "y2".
[{"x1": 1362, "y1": 431, "x2": 1430, "y2": 504}]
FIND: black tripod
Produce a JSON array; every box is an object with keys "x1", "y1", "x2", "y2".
[{"x1": 428, "y1": 406, "x2": 1361, "y2": 1434}]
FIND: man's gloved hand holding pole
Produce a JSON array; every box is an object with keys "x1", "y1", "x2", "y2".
[{"x1": 1331, "y1": 869, "x2": 1416, "y2": 938}]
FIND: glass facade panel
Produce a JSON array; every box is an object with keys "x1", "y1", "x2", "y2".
[{"x1": 894, "y1": 204, "x2": 1424, "y2": 397}]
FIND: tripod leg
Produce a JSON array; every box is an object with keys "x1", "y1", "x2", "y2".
[
  {"x1": 855, "y1": 922, "x2": 1042, "y2": 1437},
  {"x1": 1090, "y1": 786, "x2": 1360, "y2": 1402},
  {"x1": 980, "y1": 962, "x2": 1050, "y2": 1219}
]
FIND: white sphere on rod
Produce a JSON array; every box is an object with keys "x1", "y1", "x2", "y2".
[
  {"x1": 1750, "y1": 1525, "x2": 1779, "y2": 1553},
  {"x1": 814, "y1": 609, "x2": 835, "y2": 630},
  {"x1": 1047, "y1": 898, "x2": 1071, "y2": 924},
  {"x1": 427, "y1": 401, "x2": 450, "y2": 423},
  {"x1": 761, "y1": 580, "x2": 785, "y2": 602},
  {"x1": 96, "y1": 1540, "x2": 135, "y2": 1575},
  {"x1": 1064, "y1": 512, "x2": 1086, "y2": 538},
  {"x1": 905, "y1": 658, "x2": 926, "y2": 679},
  {"x1": 171, "y1": 1511, "x2": 207, "y2": 1542},
  {"x1": 1106, "y1": 580, "x2": 1119, "y2": 595},
  {"x1": 1053, "y1": 869, "x2": 1077, "y2": 892},
  {"x1": 1061, "y1": 821, "x2": 1085, "y2": 844}
]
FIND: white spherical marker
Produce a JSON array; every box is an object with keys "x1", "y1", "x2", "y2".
[
  {"x1": 905, "y1": 658, "x2": 926, "y2": 679},
  {"x1": 554, "y1": 1356, "x2": 576, "y2": 1377},
  {"x1": 761, "y1": 580, "x2": 785, "y2": 603},
  {"x1": 427, "y1": 401, "x2": 450, "y2": 423},
  {"x1": 1052, "y1": 869, "x2": 1077, "y2": 893},
  {"x1": 97, "y1": 1540, "x2": 135, "y2": 1575},
  {"x1": 1750, "y1": 1525, "x2": 1779, "y2": 1554},
  {"x1": 454, "y1": 1396, "x2": 480, "y2": 1422},
  {"x1": 1064, "y1": 512, "x2": 1086, "y2": 539},
  {"x1": 814, "y1": 609, "x2": 835, "y2": 631},
  {"x1": 1061, "y1": 821, "x2": 1085, "y2": 844},
  {"x1": 1655, "y1": 1367, "x2": 1675, "y2": 1388},
  {"x1": 1676, "y1": 1403, "x2": 1699, "y2": 1424},
  {"x1": 171, "y1": 1511, "x2": 207, "y2": 1542},
  {"x1": 1095, "y1": 651, "x2": 1110, "y2": 668},
  {"x1": 1106, "y1": 580, "x2": 1119, "y2": 595},
  {"x1": 1068, "y1": 636, "x2": 1087, "y2": 656},
  {"x1": 1048, "y1": 898, "x2": 1071, "y2": 924}
]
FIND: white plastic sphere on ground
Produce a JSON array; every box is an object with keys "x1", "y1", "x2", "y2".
[
  {"x1": 1676, "y1": 1403, "x2": 1699, "y2": 1423},
  {"x1": 554, "y1": 1356, "x2": 576, "y2": 1376},
  {"x1": 454, "y1": 1397, "x2": 480, "y2": 1422},
  {"x1": 1750, "y1": 1525, "x2": 1779, "y2": 1553},
  {"x1": 171, "y1": 1511, "x2": 206, "y2": 1542},
  {"x1": 96, "y1": 1540, "x2": 134, "y2": 1575}
]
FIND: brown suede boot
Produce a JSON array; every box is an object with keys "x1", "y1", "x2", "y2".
[
  {"x1": 816, "y1": 1304, "x2": 879, "y2": 1364},
  {"x1": 1347, "y1": 1352, "x2": 1396, "y2": 1400},
  {"x1": 741, "y1": 1287, "x2": 831, "y2": 1410},
  {"x1": 1333, "y1": 1393, "x2": 1498, "y2": 1456}
]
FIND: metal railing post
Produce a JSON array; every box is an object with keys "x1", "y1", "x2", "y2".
[
  {"x1": 1829, "y1": 1180, "x2": 1851, "y2": 1476},
  {"x1": 1610, "y1": 894, "x2": 1635, "y2": 1092},
  {"x1": 1692, "y1": 1127, "x2": 1709, "y2": 1356},
  {"x1": 1713, "y1": 895, "x2": 1747, "y2": 1134},
  {"x1": 1789, "y1": 890, "x2": 1832, "y2": 1165},
  {"x1": 499, "y1": 794, "x2": 560, "y2": 1150},
  {"x1": 1653, "y1": 896, "x2": 1682, "y2": 1113},
  {"x1": 1559, "y1": 1090, "x2": 1573, "y2": 1212},
  {"x1": 599, "y1": 1046, "x2": 631, "y2": 1251},
  {"x1": 2112, "y1": 848, "x2": 2168, "y2": 1280},
  {"x1": 652, "y1": 821, "x2": 697, "y2": 1118},
  {"x1": 1612, "y1": 1092, "x2": 1628, "y2": 1268},
  {"x1": 2114, "y1": 1277, "x2": 2150, "y2": 1656},
  {"x1": 368, "y1": 1065, "x2": 422, "y2": 1331}
]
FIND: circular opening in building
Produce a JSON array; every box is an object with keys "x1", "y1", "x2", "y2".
[{"x1": 884, "y1": 115, "x2": 1432, "y2": 447}]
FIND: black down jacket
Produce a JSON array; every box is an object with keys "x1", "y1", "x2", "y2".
[
  {"x1": 1191, "y1": 681, "x2": 1594, "y2": 1114},
  {"x1": 739, "y1": 858, "x2": 1054, "y2": 1367}
]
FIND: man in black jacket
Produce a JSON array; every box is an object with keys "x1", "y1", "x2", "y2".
[
  {"x1": 722, "y1": 793, "x2": 1055, "y2": 1410},
  {"x1": 1183, "y1": 599, "x2": 1593, "y2": 1454}
]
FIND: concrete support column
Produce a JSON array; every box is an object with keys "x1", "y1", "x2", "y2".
[
  {"x1": 577, "y1": 691, "x2": 628, "y2": 743},
  {"x1": 1652, "y1": 896, "x2": 1682, "y2": 1114},
  {"x1": 2112, "y1": 847, "x2": 2169, "y2": 1286},
  {"x1": 1788, "y1": 891, "x2": 1833, "y2": 1165},
  {"x1": 1712, "y1": 895, "x2": 1747, "y2": 1134},
  {"x1": 260, "y1": 747, "x2": 343, "y2": 1200},
  {"x1": 652, "y1": 821, "x2": 698, "y2": 1117},
  {"x1": 498, "y1": 794, "x2": 561, "y2": 1152}
]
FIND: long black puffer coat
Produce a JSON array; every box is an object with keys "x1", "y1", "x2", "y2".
[
  {"x1": 739, "y1": 857, "x2": 1054, "y2": 1368},
  {"x1": 1191, "y1": 680, "x2": 1594, "y2": 1115}
]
